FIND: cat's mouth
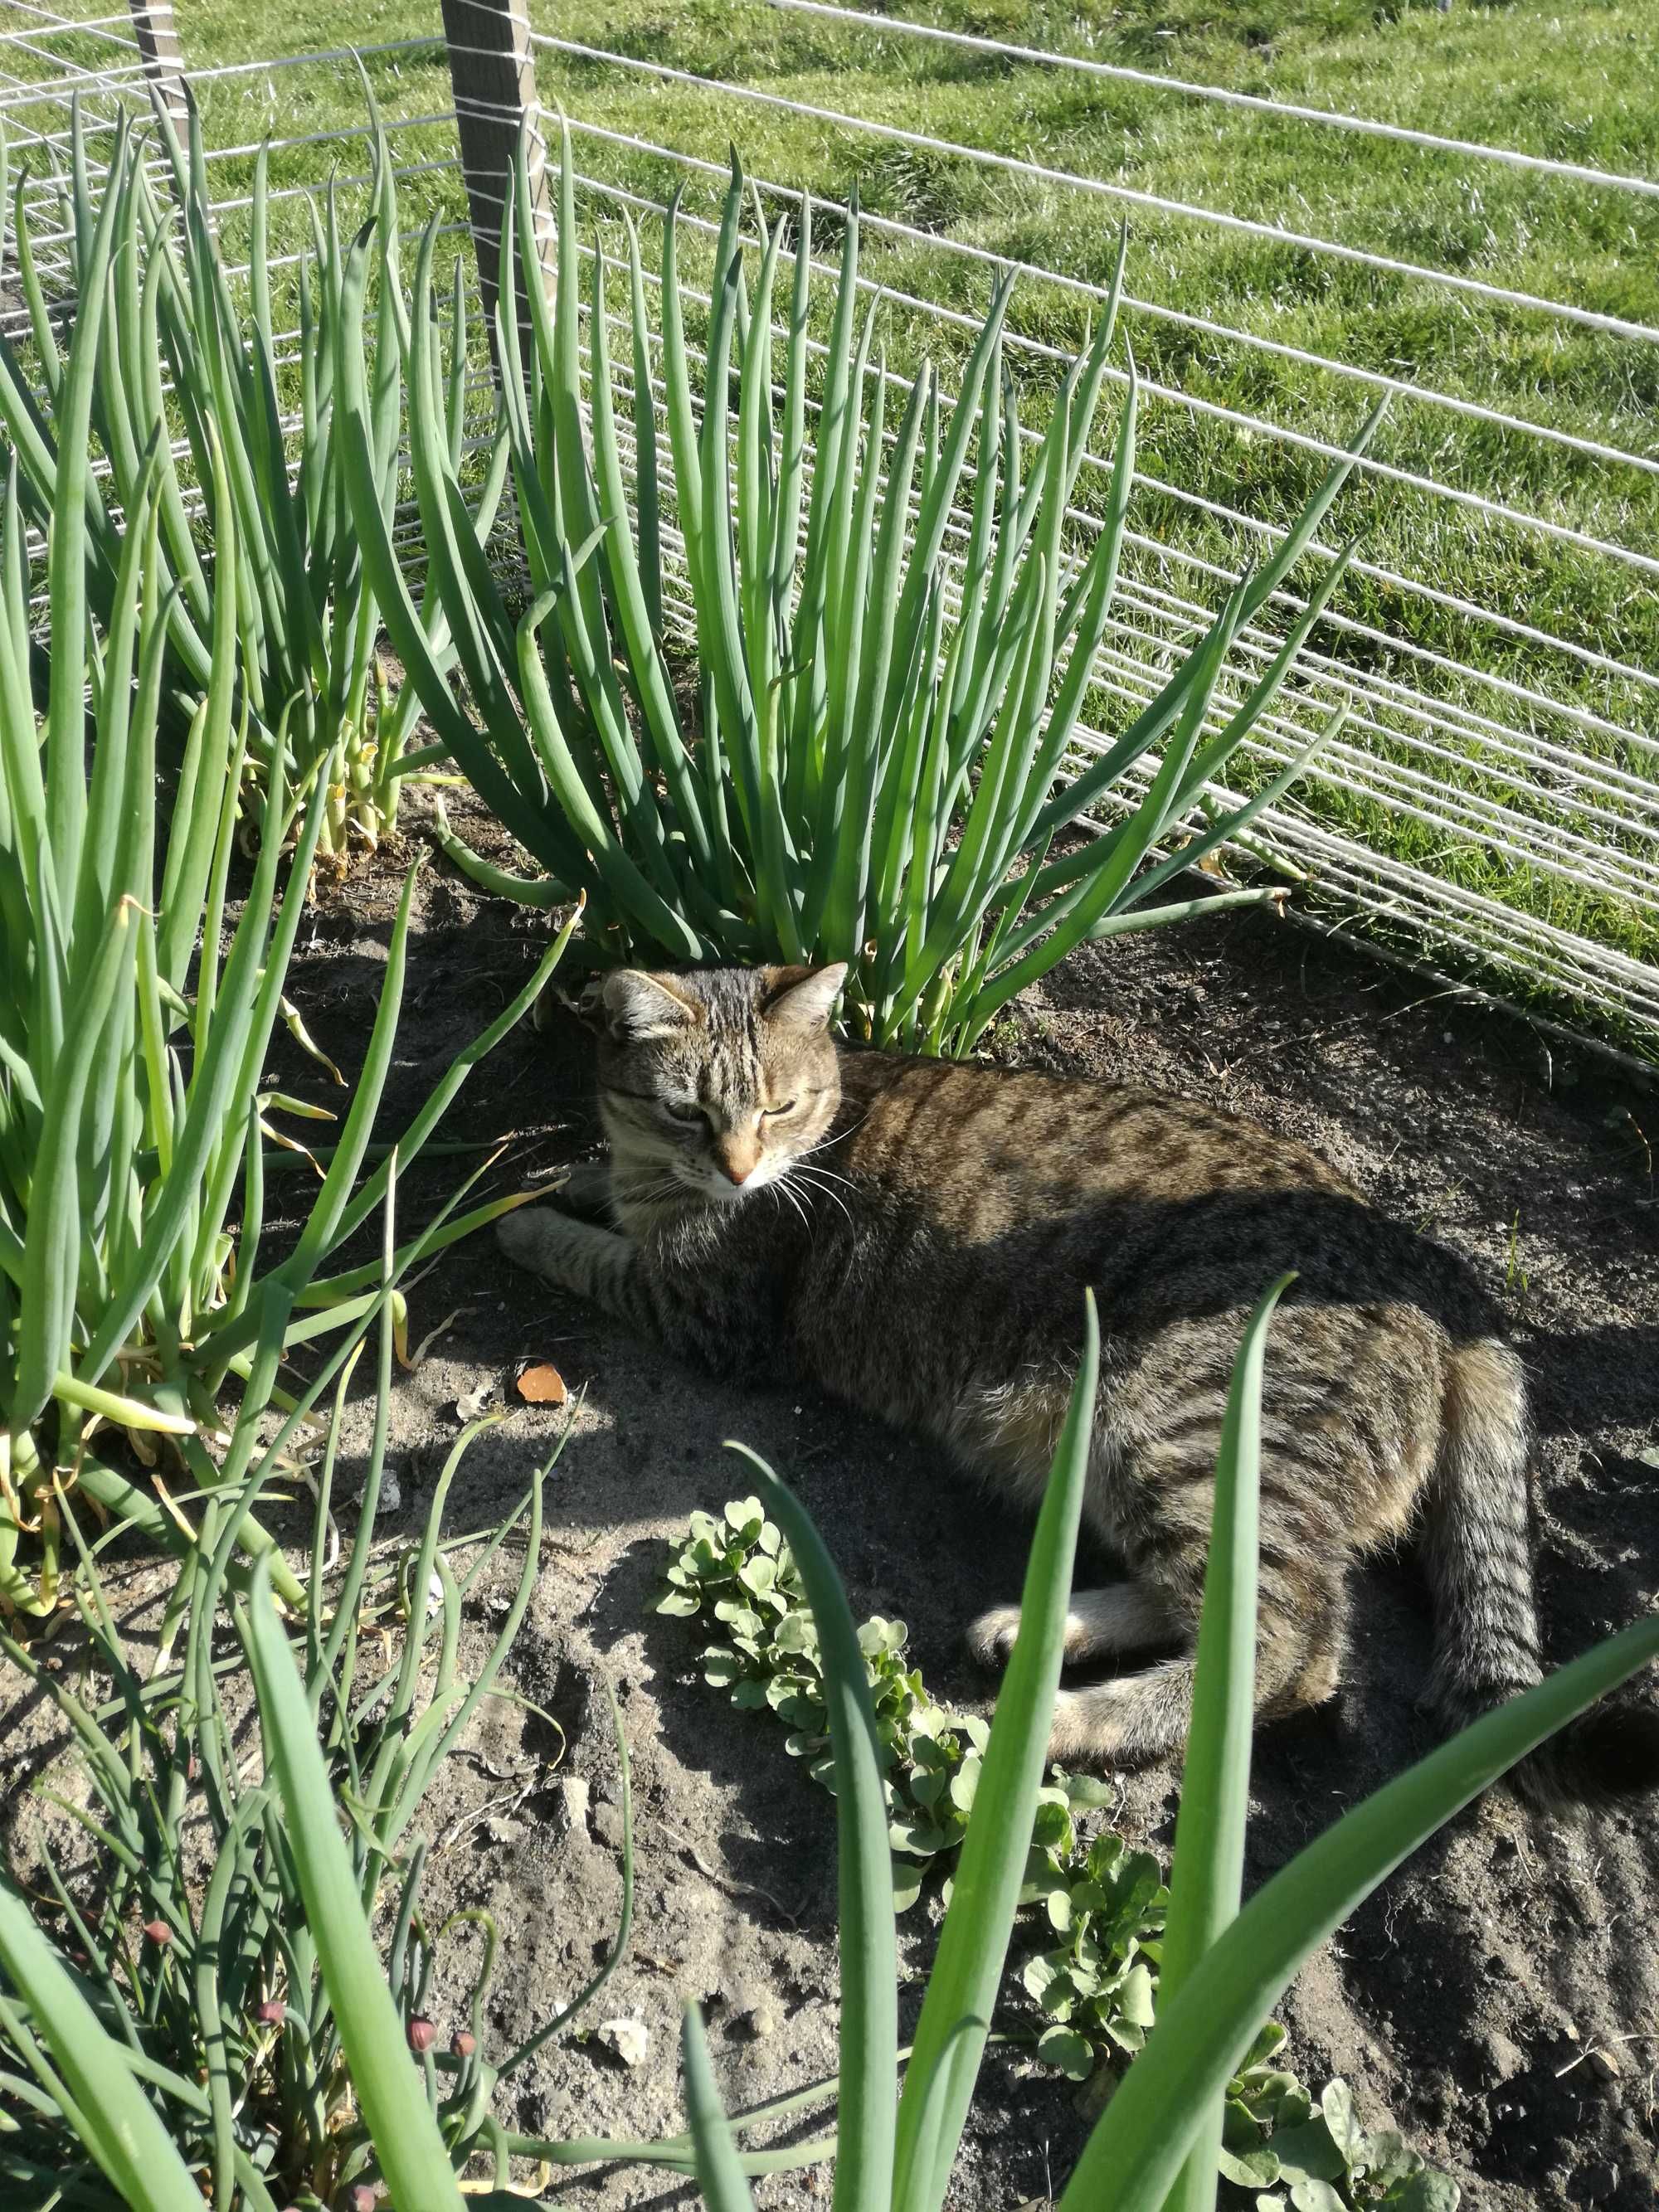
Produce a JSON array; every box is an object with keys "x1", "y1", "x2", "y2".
[{"x1": 683, "y1": 1160, "x2": 780, "y2": 1203}]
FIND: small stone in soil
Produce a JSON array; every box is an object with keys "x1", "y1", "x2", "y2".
[
  {"x1": 550, "y1": 1777, "x2": 590, "y2": 1845},
  {"x1": 597, "y1": 2017, "x2": 649, "y2": 2068},
  {"x1": 1478, "y1": 2027, "x2": 1527, "y2": 2083}
]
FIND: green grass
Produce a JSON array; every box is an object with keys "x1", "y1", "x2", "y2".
[{"x1": 125, "y1": 0, "x2": 1659, "y2": 1043}]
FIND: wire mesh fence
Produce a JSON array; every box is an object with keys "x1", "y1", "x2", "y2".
[
  {"x1": 2, "y1": 0, "x2": 1655, "y2": 1063},
  {"x1": 0, "y1": 9, "x2": 495, "y2": 586},
  {"x1": 0, "y1": 0, "x2": 150, "y2": 295}
]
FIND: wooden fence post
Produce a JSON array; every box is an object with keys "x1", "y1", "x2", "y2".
[
  {"x1": 439, "y1": 0, "x2": 554, "y2": 367},
  {"x1": 126, "y1": 0, "x2": 190, "y2": 125}
]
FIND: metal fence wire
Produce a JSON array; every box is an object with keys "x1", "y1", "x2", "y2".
[{"x1": 4, "y1": 0, "x2": 1657, "y2": 1067}]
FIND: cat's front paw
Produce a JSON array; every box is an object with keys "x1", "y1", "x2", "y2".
[
  {"x1": 496, "y1": 1201, "x2": 629, "y2": 1300},
  {"x1": 555, "y1": 1158, "x2": 614, "y2": 1221},
  {"x1": 496, "y1": 1203, "x2": 562, "y2": 1278}
]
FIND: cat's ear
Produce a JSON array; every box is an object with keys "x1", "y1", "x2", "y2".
[
  {"x1": 600, "y1": 969, "x2": 699, "y2": 1043},
  {"x1": 761, "y1": 962, "x2": 847, "y2": 1033}
]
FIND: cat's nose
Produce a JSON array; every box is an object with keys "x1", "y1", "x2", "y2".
[{"x1": 715, "y1": 1135, "x2": 760, "y2": 1184}]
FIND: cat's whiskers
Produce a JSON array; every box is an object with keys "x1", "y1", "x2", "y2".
[
  {"x1": 770, "y1": 1175, "x2": 812, "y2": 1235},
  {"x1": 823, "y1": 1100, "x2": 878, "y2": 1149},
  {"x1": 782, "y1": 1161, "x2": 854, "y2": 1230},
  {"x1": 791, "y1": 1140, "x2": 858, "y2": 1192},
  {"x1": 612, "y1": 1166, "x2": 710, "y2": 1236},
  {"x1": 616, "y1": 1172, "x2": 684, "y2": 1206}
]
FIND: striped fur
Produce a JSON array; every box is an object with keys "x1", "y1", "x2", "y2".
[{"x1": 499, "y1": 963, "x2": 1659, "y2": 1802}]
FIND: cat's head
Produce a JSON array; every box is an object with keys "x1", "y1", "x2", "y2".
[{"x1": 593, "y1": 962, "x2": 847, "y2": 1203}]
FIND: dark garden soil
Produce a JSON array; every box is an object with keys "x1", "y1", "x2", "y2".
[{"x1": 5, "y1": 785, "x2": 1657, "y2": 2210}]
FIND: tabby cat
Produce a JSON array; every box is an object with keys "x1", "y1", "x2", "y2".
[{"x1": 499, "y1": 961, "x2": 1658, "y2": 1801}]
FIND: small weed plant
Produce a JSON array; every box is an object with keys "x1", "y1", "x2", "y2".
[{"x1": 659, "y1": 1495, "x2": 1457, "y2": 2207}]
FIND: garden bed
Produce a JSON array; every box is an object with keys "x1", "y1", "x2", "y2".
[{"x1": 6, "y1": 789, "x2": 1657, "y2": 2209}]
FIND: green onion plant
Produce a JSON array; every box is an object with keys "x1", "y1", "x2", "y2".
[
  {"x1": 0, "y1": 401, "x2": 576, "y2": 1612},
  {"x1": 352, "y1": 123, "x2": 1375, "y2": 1053},
  {"x1": 0, "y1": 95, "x2": 499, "y2": 858}
]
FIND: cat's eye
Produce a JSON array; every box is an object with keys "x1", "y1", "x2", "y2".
[
  {"x1": 761, "y1": 1100, "x2": 796, "y2": 1119},
  {"x1": 664, "y1": 1099, "x2": 705, "y2": 1124}
]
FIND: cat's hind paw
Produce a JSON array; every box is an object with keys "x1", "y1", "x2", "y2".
[
  {"x1": 968, "y1": 1580, "x2": 1181, "y2": 1674},
  {"x1": 1047, "y1": 1660, "x2": 1195, "y2": 1769},
  {"x1": 966, "y1": 1603, "x2": 1023, "y2": 1671}
]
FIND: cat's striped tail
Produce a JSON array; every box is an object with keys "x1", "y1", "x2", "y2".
[{"x1": 1423, "y1": 1339, "x2": 1659, "y2": 1808}]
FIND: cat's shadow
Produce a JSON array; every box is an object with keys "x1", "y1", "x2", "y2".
[
  {"x1": 1522, "y1": 1320, "x2": 1659, "y2": 1437},
  {"x1": 586, "y1": 1421, "x2": 1457, "y2": 1871},
  {"x1": 584, "y1": 1425, "x2": 1044, "y2": 1932}
]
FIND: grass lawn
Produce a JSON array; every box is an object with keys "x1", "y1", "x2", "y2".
[{"x1": 17, "y1": 0, "x2": 1659, "y2": 1045}]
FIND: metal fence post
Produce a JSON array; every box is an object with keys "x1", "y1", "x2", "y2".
[
  {"x1": 126, "y1": 0, "x2": 190, "y2": 124},
  {"x1": 439, "y1": 0, "x2": 554, "y2": 368}
]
